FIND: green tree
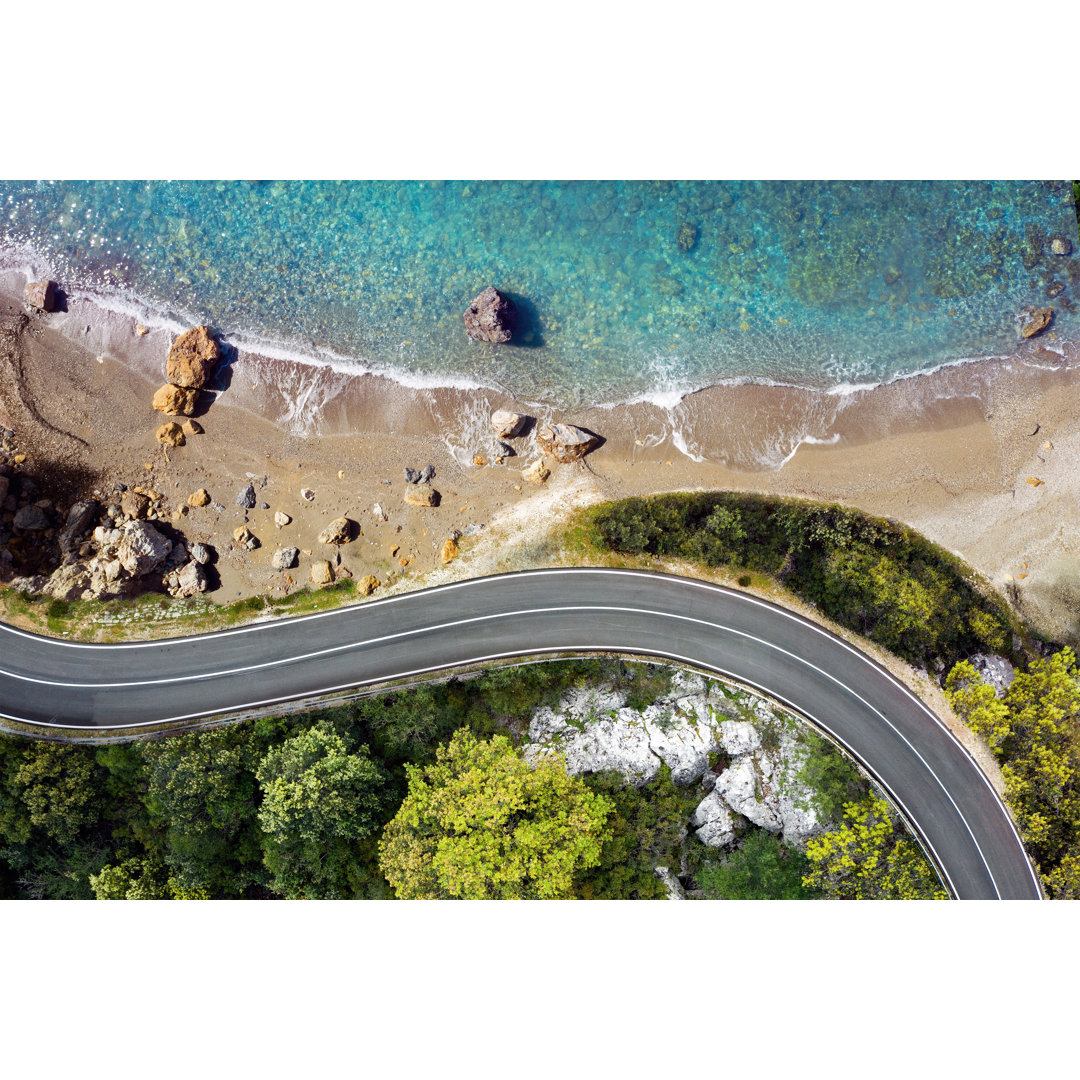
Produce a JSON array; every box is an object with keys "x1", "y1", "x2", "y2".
[
  {"x1": 697, "y1": 828, "x2": 820, "y2": 900},
  {"x1": 802, "y1": 796, "x2": 946, "y2": 899},
  {"x1": 142, "y1": 729, "x2": 265, "y2": 896},
  {"x1": 2, "y1": 742, "x2": 100, "y2": 846},
  {"x1": 256, "y1": 725, "x2": 389, "y2": 898},
  {"x1": 379, "y1": 729, "x2": 614, "y2": 899}
]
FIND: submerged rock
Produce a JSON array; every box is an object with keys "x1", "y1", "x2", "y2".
[
  {"x1": 464, "y1": 286, "x2": 517, "y2": 343},
  {"x1": 166, "y1": 325, "x2": 221, "y2": 389},
  {"x1": 1020, "y1": 307, "x2": 1054, "y2": 339},
  {"x1": 676, "y1": 221, "x2": 699, "y2": 252},
  {"x1": 1050, "y1": 235, "x2": 1073, "y2": 256},
  {"x1": 536, "y1": 423, "x2": 600, "y2": 463},
  {"x1": 152, "y1": 383, "x2": 199, "y2": 417}
]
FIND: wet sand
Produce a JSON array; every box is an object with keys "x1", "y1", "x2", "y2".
[{"x1": 2, "y1": 275, "x2": 1079, "y2": 645}]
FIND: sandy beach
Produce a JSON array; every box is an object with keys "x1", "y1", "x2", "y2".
[{"x1": 2, "y1": 272, "x2": 1079, "y2": 649}]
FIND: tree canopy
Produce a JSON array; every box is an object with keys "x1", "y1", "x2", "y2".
[{"x1": 379, "y1": 729, "x2": 614, "y2": 899}]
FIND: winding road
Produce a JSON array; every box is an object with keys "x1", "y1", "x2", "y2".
[{"x1": 0, "y1": 568, "x2": 1040, "y2": 899}]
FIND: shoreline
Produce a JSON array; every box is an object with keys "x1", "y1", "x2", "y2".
[{"x1": 2, "y1": 269, "x2": 1079, "y2": 646}]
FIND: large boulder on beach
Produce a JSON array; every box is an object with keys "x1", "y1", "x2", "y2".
[
  {"x1": 166, "y1": 325, "x2": 222, "y2": 389},
  {"x1": 24, "y1": 281, "x2": 58, "y2": 312},
  {"x1": 117, "y1": 521, "x2": 172, "y2": 576},
  {"x1": 152, "y1": 383, "x2": 200, "y2": 417},
  {"x1": 464, "y1": 287, "x2": 516, "y2": 344},
  {"x1": 272, "y1": 547, "x2": 299, "y2": 571},
  {"x1": 536, "y1": 423, "x2": 601, "y2": 463},
  {"x1": 317, "y1": 517, "x2": 354, "y2": 545},
  {"x1": 156, "y1": 422, "x2": 185, "y2": 447},
  {"x1": 404, "y1": 485, "x2": 439, "y2": 507},
  {"x1": 491, "y1": 409, "x2": 527, "y2": 439},
  {"x1": 1020, "y1": 307, "x2": 1054, "y2": 339}
]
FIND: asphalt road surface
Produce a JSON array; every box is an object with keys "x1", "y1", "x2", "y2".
[{"x1": 0, "y1": 568, "x2": 1040, "y2": 899}]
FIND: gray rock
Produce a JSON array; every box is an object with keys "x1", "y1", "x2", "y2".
[
  {"x1": 653, "y1": 866, "x2": 686, "y2": 900},
  {"x1": 59, "y1": 500, "x2": 99, "y2": 555},
  {"x1": 272, "y1": 546, "x2": 299, "y2": 571},
  {"x1": 190, "y1": 542, "x2": 211, "y2": 565},
  {"x1": 236, "y1": 484, "x2": 256, "y2": 509},
  {"x1": 464, "y1": 286, "x2": 516, "y2": 343},
  {"x1": 260, "y1": 502, "x2": 270, "y2": 511},
  {"x1": 404, "y1": 467, "x2": 421, "y2": 484},
  {"x1": 9, "y1": 574, "x2": 48, "y2": 594},
  {"x1": 970, "y1": 654, "x2": 1015, "y2": 698},
  {"x1": 419, "y1": 464, "x2": 435, "y2": 484},
  {"x1": 13, "y1": 504, "x2": 49, "y2": 530},
  {"x1": 172, "y1": 561, "x2": 208, "y2": 597},
  {"x1": 117, "y1": 521, "x2": 173, "y2": 576},
  {"x1": 689, "y1": 788, "x2": 737, "y2": 847}
]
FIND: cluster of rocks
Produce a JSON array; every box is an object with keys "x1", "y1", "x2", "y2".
[
  {"x1": 150, "y1": 326, "x2": 223, "y2": 450},
  {"x1": 485, "y1": 408, "x2": 601, "y2": 485},
  {"x1": 523, "y1": 670, "x2": 827, "y2": 855}
]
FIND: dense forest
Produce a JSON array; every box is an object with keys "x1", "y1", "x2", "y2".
[{"x1": 0, "y1": 657, "x2": 942, "y2": 900}]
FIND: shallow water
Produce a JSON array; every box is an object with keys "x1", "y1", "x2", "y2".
[{"x1": 2, "y1": 180, "x2": 1077, "y2": 406}]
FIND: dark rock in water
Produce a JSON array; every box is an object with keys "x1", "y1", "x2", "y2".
[
  {"x1": 464, "y1": 286, "x2": 517, "y2": 343},
  {"x1": 404, "y1": 467, "x2": 421, "y2": 484},
  {"x1": 1045, "y1": 281, "x2": 1065, "y2": 299},
  {"x1": 167, "y1": 325, "x2": 222, "y2": 389},
  {"x1": 13, "y1": 504, "x2": 49, "y2": 530},
  {"x1": 24, "y1": 280, "x2": 58, "y2": 312},
  {"x1": 236, "y1": 484, "x2": 256, "y2": 509},
  {"x1": 883, "y1": 267, "x2": 902, "y2": 285},
  {"x1": 1019, "y1": 307, "x2": 1054, "y2": 339},
  {"x1": 1050, "y1": 235, "x2": 1073, "y2": 256},
  {"x1": 496, "y1": 441, "x2": 516, "y2": 458},
  {"x1": 419, "y1": 464, "x2": 435, "y2": 483},
  {"x1": 676, "y1": 221, "x2": 699, "y2": 253},
  {"x1": 59, "y1": 500, "x2": 99, "y2": 556}
]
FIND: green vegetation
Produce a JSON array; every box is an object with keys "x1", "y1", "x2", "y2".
[
  {"x1": 696, "y1": 829, "x2": 820, "y2": 900},
  {"x1": 582, "y1": 492, "x2": 1018, "y2": 667},
  {"x1": 379, "y1": 729, "x2": 613, "y2": 899},
  {"x1": 946, "y1": 648, "x2": 1080, "y2": 897},
  {"x1": 801, "y1": 796, "x2": 947, "y2": 900}
]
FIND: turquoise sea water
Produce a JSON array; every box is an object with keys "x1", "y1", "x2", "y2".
[{"x1": 2, "y1": 180, "x2": 1078, "y2": 407}]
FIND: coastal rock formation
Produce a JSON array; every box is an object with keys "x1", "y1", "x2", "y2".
[
  {"x1": 464, "y1": 286, "x2": 517, "y2": 343},
  {"x1": 311, "y1": 559, "x2": 334, "y2": 585},
  {"x1": 317, "y1": 517, "x2": 353, "y2": 545},
  {"x1": 491, "y1": 409, "x2": 527, "y2": 439},
  {"x1": 537, "y1": 423, "x2": 600, "y2": 463},
  {"x1": 525, "y1": 670, "x2": 826, "y2": 847},
  {"x1": 1020, "y1": 307, "x2": 1054, "y2": 339},
  {"x1": 156, "y1": 422, "x2": 185, "y2": 447},
  {"x1": 152, "y1": 384, "x2": 199, "y2": 417},
  {"x1": 24, "y1": 281, "x2": 57, "y2": 312},
  {"x1": 166, "y1": 325, "x2": 221, "y2": 389},
  {"x1": 522, "y1": 459, "x2": 549, "y2": 484},
  {"x1": 404, "y1": 485, "x2": 439, "y2": 507},
  {"x1": 272, "y1": 547, "x2": 299, "y2": 571},
  {"x1": 117, "y1": 521, "x2": 172, "y2": 576},
  {"x1": 188, "y1": 489, "x2": 211, "y2": 507},
  {"x1": 359, "y1": 574, "x2": 380, "y2": 595}
]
